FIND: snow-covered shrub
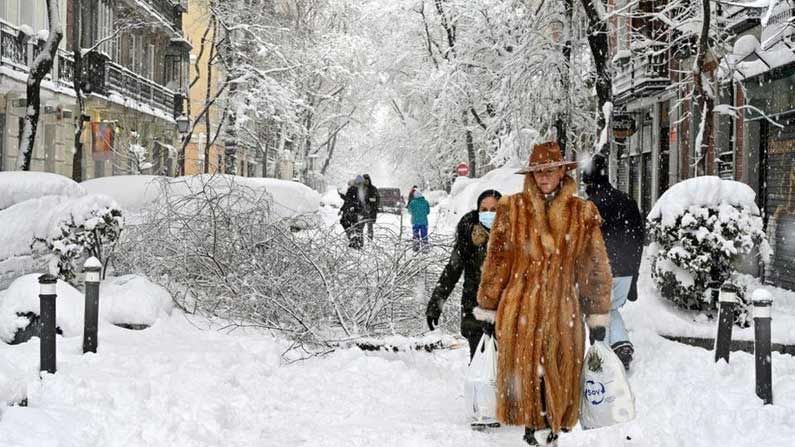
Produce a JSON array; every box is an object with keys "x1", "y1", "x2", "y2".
[
  {"x1": 113, "y1": 176, "x2": 448, "y2": 351},
  {"x1": 33, "y1": 201, "x2": 123, "y2": 284},
  {"x1": 647, "y1": 177, "x2": 771, "y2": 326}
]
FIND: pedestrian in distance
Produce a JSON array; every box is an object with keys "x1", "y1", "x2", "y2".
[
  {"x1": 356, "y1": 174, "x2": 380, "y2": 241},
  {"x1": 474, "y1": 142, "x2": 612, "y2": 446},
  {"x1": 407, "y1": 191, "x2": 431, "y2": 252},
  {"x1": 343, "y1": 176, "x2": 366, "y2": 249},
  {"x1": 582, "y1": 154, "x2": 644, "y2": 371},
  {"x1": 407, "y1": 185, "x2": 418, "y2": 207}
]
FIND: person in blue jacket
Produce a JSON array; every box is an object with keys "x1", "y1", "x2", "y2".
[{"x1": 407, "y1": 191, "x2": 431, "y2": 252}]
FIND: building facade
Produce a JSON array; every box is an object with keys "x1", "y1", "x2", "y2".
[
  {"x1": 607, "y1": 1, "x2": 795, "y2": 290},
  {"x1": 0, "y1": 0, "x2": 190, "y2": 179}
]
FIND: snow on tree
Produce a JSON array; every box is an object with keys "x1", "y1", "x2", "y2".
[
  {"x1": 647, "y1": 176, "x2": 771, "y2": 326},
  {"x1": 16, "y1": 0, "x2": 64, "y2": 171}
]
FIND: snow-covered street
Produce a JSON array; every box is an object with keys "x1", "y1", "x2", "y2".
[{"x1": 2, "y1": 295, "x2": 795, "y2": 447}]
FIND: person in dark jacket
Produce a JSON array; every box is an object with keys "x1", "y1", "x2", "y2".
[
  {"x1": 360, "y1": 174, "x2": 380, "y2": 241},
  {"x1": 582, "y1": 154, "x2": 645, "y2": 371},
  {"x1": 426, "y1": 189, "x2": 503, "y2": 358},
  {"x1": 342, "y1": 176, "x2": 365, "y2": 249}
]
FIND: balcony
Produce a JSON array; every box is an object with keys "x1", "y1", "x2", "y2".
[
  {"x1": 1, "y1": 19, "x2": 75, "y2": 89},
  {"x1": 613, "y1": 46, "x2": 671, "y2": 104},
  {"x1": 121, "y1": 0, "x2": 184, "y2": 37},
  {"x1": 85, "y1": 51, "x2": 178, "y2": 118},
  {"x1": 724, "y1": 6, "x2": 764, "y2": 34}
]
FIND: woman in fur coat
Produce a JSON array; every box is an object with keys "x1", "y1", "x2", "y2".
[{"x1": 475, "y1": 142, "x2": 612, "y2": 446}]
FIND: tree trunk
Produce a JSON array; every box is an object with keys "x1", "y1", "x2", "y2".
[
  {"x1": 17, "y1": 0, "x2": 64, "y2": 171},
  {"x1": 71, "y1": 0, "x2": 86, "y2": 182},
  {"x1": 693, "y1": 0, "x2": 714, "y2": 176},
  {"x1": 463, "y1": 111, "x2": 476, "y2": 177},
  {"x1": 580, "y1": 0, "x2": 612, "y2": 155},
  {"x1": 556, "y1": 0, "x2": 574, "y2": 156},
  {"x1": 203, "y1": 17, "x2": 218, "y2": 174}
]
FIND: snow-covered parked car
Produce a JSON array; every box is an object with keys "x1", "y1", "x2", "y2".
[{"x1": 82, "y1": 174, "x2": 322, "y2": 228}]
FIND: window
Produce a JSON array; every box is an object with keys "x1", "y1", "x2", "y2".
[
  {"x1": 20, "y1": 0, "x2": 35, "y2": 28},
  {"x1": 148, "y1": 44, "x2": 155, "y2": 80}
]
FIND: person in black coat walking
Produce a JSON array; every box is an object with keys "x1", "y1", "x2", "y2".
[
  {"x1": 582, "y1": 154, "x2": 645, "y2": 371},
  {"x1": 426, "y1": 189, "x2": 502, "y2": 359},
  {"x1": 342, "y1": 177, "x2": 365, "y2": 249},
  {"x1": 360, "y1": 174, "x2": 380, "y2": 241}
]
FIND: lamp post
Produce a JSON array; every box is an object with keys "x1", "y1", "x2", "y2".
[
  {"x1": 176, "y1": 113, "x2": 190, "y2": 175},
  {"x1": 224, "y1": 138, "x2": 237, "y2": 175}
]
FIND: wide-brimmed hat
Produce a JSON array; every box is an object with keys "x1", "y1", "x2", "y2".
[{"x1": 516, "y1": 142, "x2": 578, "y2": 174}]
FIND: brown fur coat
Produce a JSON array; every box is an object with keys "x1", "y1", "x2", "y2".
[{"x1": 476, "y1": 174, "x2": 612, "y2": 431}]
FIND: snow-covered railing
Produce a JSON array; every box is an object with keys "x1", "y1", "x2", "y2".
[
  {"x1": 724, "y1": 5, "x2": 765, "y2": 33},
  {"x1": 613, "y1": 44, "x2": 670, "y2": 101},
  {"x1": 0, "y1": 19, "x2": 29, "y2": 70},
  {"x1": 79, "y1": 50, "x2": 176, "y2": 116},
  {"x1": 104, "y1": 61, "x2": 176, "y2": 115},
  {"x1": 0, "y1": 19, "x2": 75, "y2": 90}
]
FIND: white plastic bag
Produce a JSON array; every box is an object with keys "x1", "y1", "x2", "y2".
[
  {"x1": 580, "y1": 341, "x2": 636, "y2": 430},
  {"x1": 464, "y1": 334, "x2": 498, "y2": 425}
]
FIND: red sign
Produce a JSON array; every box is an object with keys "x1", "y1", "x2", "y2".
[
  {"x1": 456, "y1": 162, "x2": 470, "y2": 177},
  {"x1": 669, "y1": 127, "x2": 677, "y2": 145}
]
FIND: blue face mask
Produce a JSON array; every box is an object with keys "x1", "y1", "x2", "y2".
[{"x1": 479, "y1": 211, "x2": 496, "y2": 229}]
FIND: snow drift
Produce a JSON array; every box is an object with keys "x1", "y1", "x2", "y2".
[{"x1": 0, "y1": 172, "x2": 86, "y2": 211}]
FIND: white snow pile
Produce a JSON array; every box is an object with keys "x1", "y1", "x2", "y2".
[
  {"x1": 0, "y1": 172, "x2": 86, "y2": 211},
  {"x1": 82, "y1": 174, "x2": 321, "y2": 220},
  {"x1": 0, "y1": 274, "x2": 84, "y2": 343},
  {"x1": 321, "y1": 188, "x2": 344, "y2": 208},
  {"x1": 2, "y1": 307, "x2": 795, "y2": 445},
  {"x1": 81, "y1": 175, "x2": 164, "y2": 212},
  {"x1": 648, "y1": 176, "x2": 760, "y2": 226},
  {"x1": 99, "y1": 275, "x2": 174, "y2": 326},
  {"x1": 437, "y1": 168, "x2": 524, "y2": 228},
  {"x1": 0, "y1": 273, "x2": 173, "y2": 344}
]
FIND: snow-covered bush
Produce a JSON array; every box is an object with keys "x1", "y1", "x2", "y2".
[
  {"x1": 647, "y1": 177, "x2": 771, "y2": 326},
  {"x1": 113, "y1": 177, "x2": 448, "y2": 350},
  {"x1": 34, "y1": 204, "x2": 124, "y2": 284},
  {"x1": 0, "y1": 194, "x2": 123, "y2": 289}
]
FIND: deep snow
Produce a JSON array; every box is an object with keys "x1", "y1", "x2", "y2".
[
  {"x1": 2, "y1": 189, "x2": 795, "y2": 446},
  {"x1": 1, "y1": 308, "x2": 795, "y2": 446}
]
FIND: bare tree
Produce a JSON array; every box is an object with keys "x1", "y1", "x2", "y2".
[{"x1": 17, "y1": 0, "x2": 63, "y2": 170}]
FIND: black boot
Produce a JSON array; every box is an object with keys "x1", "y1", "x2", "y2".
[
  {"x1": 523, "y1": 428, "x2": 539, "y2": 446},
  {"x1": 612, "y1": 342, "x2": 634, "y2": 371},
  {"x1": 524, "y1": 428, "x2": 558, "y2": 446}
]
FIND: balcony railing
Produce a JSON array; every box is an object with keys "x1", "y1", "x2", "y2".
[
  {"x1": 724, "y1": 6, "x2": 764, "y2": 34},
  {"x1": 86, "y1": 51, "x2": 177, "y2": 117},
  {"x1": 613, "y1": 46, "x2": 671, "y2": 102}
]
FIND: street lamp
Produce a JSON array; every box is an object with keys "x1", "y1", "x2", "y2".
[
  {"x1": 175, "y1": 113, "x2": 190, "y2": 175},
  {"x1": 224, "y1": 139, "x2": 237, "y2": 175},
  {"x1": 176, "y1": 113, "x2": 190, "y2": 136}
]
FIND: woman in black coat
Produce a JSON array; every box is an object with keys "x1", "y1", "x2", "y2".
[{"x1": 426, "y1": 189, "x2": 502, "y2": 359}]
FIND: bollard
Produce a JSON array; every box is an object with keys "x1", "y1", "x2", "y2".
[
  {"x1": 82, "y1": 257, "x2": 102, "y2": 354},
  {"x1": 753, "y1": 289, "x2": 773, "y2": 405},
  {"x1": 713, "y1": 282, "x2": 738, "y2": 363},
  {"x1": 38, "y1": 274, "x2": 58, "y2": 374}
]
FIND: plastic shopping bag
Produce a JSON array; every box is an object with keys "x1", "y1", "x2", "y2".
[
  {"x1": 464, "y1": 334, "x2": 498, "y2": 425},
  {"x1": 580, "y1": 341, "x2": 636, "y2": 429}
]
